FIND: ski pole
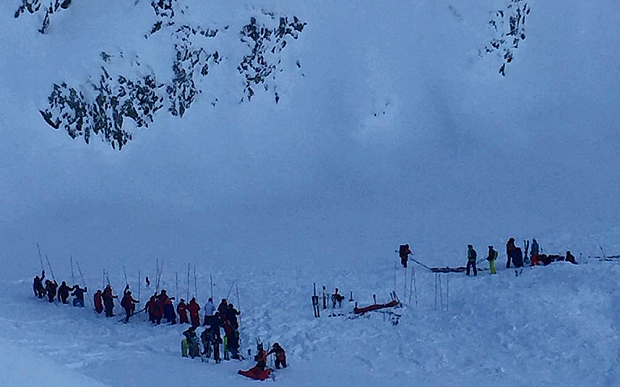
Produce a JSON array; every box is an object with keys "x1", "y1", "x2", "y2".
[
  {"x1": 187, "y1": 263, "x2": 190, "y2": 300},
  {"x1": 45, "y1": 254, "x2": 56, "y2": 282},
  {"x1": 193, "y1": 267, "x2": 197, "y2": 299},
  {"x1": 410, "y1": 258, "x2": 432, "y2": 271},
  {"x1": 210, "y1": 274, "x2": 213, "y2": 299},
  {"x1": 235, "y1": 282, "x2": 241, "y2": 310},
  {"x1": 123, "y1": 266, "x2": 128, "y2": 286},
  {"x1": 77, "y1": 261, "x2": 86, "y2": 287},
  {"x1": 138, "y1": 270, "x2": 141, "y2": 302},
  {"x1": 70, "y1": 255, "x2": 75, "y2": 285},
  {"x1": 226, "y1": 281, "x2": 236, "y2": 299},
  {"x1": 36, "y1": 243, "x2": 44, "y2": 271}
]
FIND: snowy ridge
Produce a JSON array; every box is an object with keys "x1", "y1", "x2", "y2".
[{"x1": 1, "y1": 259, "x2": 619, "y2": 386}]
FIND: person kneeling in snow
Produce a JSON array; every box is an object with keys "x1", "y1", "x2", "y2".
[
  {"x1": 238, "y1": 343, "x2": 271, "y2": 380},
  {"x1": 267, "y1": 343, "x2": 287, "y2": 369},
  {"x1": 182, "y1": 327, "x2": 201, "y2": 359}
]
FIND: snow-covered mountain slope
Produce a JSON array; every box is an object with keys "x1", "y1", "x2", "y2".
[
  {"x1": 1, "y1": 259, "x2": 619, "y2": 387},
  {"x1": 1, "y1": 1, "x2": 620, "y2": 279},
  {"x1": 1, "y1": 1, "x2": 620, "y2": 385}
]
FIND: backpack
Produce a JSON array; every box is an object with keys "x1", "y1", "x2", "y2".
[{"x1": 399, "y1": 245, "x2": 409, "y2": 257}]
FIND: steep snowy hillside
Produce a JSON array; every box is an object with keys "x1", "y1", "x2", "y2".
[{"x1": 1, "y1": 0, "x2": 619, "y2": 279}]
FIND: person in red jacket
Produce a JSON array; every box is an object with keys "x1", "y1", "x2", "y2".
[
  {"x1": 94, "y1": 290, "x2": 104, "y2": 314},
  {"x1": 152, "y1": 296, "x2": 164, "y2": 325},
  {"x1": 121, "y1": 285, "x2": 140, "y2": 323},
  {"x1": 187, "y1": 297, "x2": 201, "y2": 327},
  {"x1": 177, "y1": 299, "x2": 189, "y2": 324}
]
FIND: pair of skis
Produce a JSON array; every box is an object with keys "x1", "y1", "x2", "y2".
[{"x1": 312, "y1": 283, "x2": 320, "y2": 318}]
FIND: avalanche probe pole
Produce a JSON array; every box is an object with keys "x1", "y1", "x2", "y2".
[
  {"x1": 70, "y1": 255, "x2": 75, "y2": 285},
  {"x1": 186, "y1": 263, "x2": 190, "y2": 300},
  {"x1": 194, "y1": 267, "x2": 198, "y2": 299},
  {"x1": 36, "y1": 243, "x2": 45, "y2": 272},
  {"x1": 45, "y1": 254, "x2": 56, "y2": 282},
  {"x1": 138, "y1": 270, "x2": 141, "y2": 302}
]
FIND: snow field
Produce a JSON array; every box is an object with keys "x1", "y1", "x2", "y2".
[{"x1": 0, "y1": 259, "x2": 618, "y2": 386}]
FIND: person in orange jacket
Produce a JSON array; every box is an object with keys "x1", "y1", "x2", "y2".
[
  {"x1": 267, "y1": 343, "x2": 287, "y2": 369},
  {"x1": 177, "y1": 299, "x2": 189, "y2": 324},
  {"x1": 94, "y1": 290, "x2": 103, "y2": 313}
]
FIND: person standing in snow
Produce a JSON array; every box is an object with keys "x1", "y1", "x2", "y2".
[
  {"x1": 506, "y1": 238, "x2": 517, "y2": 268},
  {"x1": 187, "y1": 297, "x2": 201, "y2": 327},
  {"x1": 226, "y1": 303, "x2": 241, "y2": 330},
  {"x1": 217, "y1": 298, "x2": 228, "y2": 316},
  {"x1": 102, "y1": 285, "x2": 117, "y2": 317},
  {"x1": 164, "y1": 298, "x2": 177, "y2": 325},
  {"x1": 33, "y1": 270, "x2": 45, "y2": 299},
  {"x1": 486, "y1": 246, "x2": 498, "y2": 274},
  {"x1": 177, "y1": 299, "x2": 189, "y2": 324},
  {"x1": 57, "y1": 281, "x2": 75, "y2": 304},
  {"x1": 466, "y1": 245, "x2": 477, "y2": 276},
  {"x1": 398, "y1": 244, "x2": 412, "y2": 268},
  {"x1": 530, "y1": 239, "x2": 540, "y2": 266},
  {"x1": 45, "y1": 280, "x2": 58, "y2": 303},
  {"x1": 71, "y1": 284, "x2": 87, "y2": 307},
  {"x1": 121, "y1": 285, "x2": 140, "y2": 323},
  {"x1": 151, "y1": 295, "x2": 164, "y2": 325},
  {"x1": 94, "y1": 290, "x2": 104, "y2": 314},
  {"x1": 203, "y1": 297, "x2": 215, "y2": 323}
]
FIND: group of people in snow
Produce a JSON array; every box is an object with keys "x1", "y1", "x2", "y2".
[
  {"x1": 398, "y1": 238, "x2": 578, "y2": 277},
  {"x1": 32, "y1": 272, "x2": 286, "y2": 370},
  {"x1": 180, "y1": 297, "x2": 246, "y2": 363},
  {"x1": 32, "y1": 270, "x2": 88, "y2": 306},
  {"x1": 466, "y1": 238, "x2": 577, "y2": 277}
]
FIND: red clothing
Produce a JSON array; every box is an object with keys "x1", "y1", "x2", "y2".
[
  {"x1": 187, "y1": 300, "x2": 201, "y2": 327},
  {"x1": 94, "y1": 292, "x2": 103, "y2": 313},
  {"x1": 177, "y1": 302, "x2": 189, "y2": 324}
]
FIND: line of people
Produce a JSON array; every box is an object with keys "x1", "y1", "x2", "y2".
[
  {"x1": 466, "y1": 238, "x2": 577, "y2": 277},
  {"x1": 33, "y1": 270, "x2": 88, "y2": 307}
]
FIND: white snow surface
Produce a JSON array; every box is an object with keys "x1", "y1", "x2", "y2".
[
  {"x1": 1, "y1": 0, "x2": 620, "y2": 385},
  {"x1": 1, "y1": 260, "x2": 620, "y2": 386}
]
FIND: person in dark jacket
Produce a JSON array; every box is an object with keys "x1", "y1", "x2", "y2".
[
  {"x1": 506, "y1": 238, "x2": 517, "y2": 268},
  {"x1": 102, "y1": 285, "x2": 117, "y2": 317},
  {"x1": 164, "y1": 298, "x2": 177, "y2": 325},
  {"x1": 226, "y1": 303, "x2": 241, "y2": 330},
  {"x1": 45, "y1": 280, "x2": 58, "y2": 303},
  {"x1": 398, "y1": 244, "x2": 412, "y2": 268},
  {"x1": 565, "y1": 251, "x2": 577, "y2": 264},
  {"x1": 94, "y1": 290, "x2": 103, "y2": 313},
  {"x1": 267, "y1": 343, "x2": 287, "y2": 369},
  {"x1": 57, "y1": 281, "x2": 75, "y2": 304},
  {"x1": 177, "y1": 299, "x2": 189, "y2": 324},
  {"x1": 217, "y1": 299, "x2": 228, "y2": 315},
  {"x1": 71, "y1": 285, "x2": 87, "y2": 307},
  {"x1": 466, "y1": 245, "x2": 477, "y2": 276},
  {"x1": 121, "y1": 285, "x2": 140, "y2": 323},
  {"x1": 33, "y1": 270, "x2": 46, "y2": 299}
]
